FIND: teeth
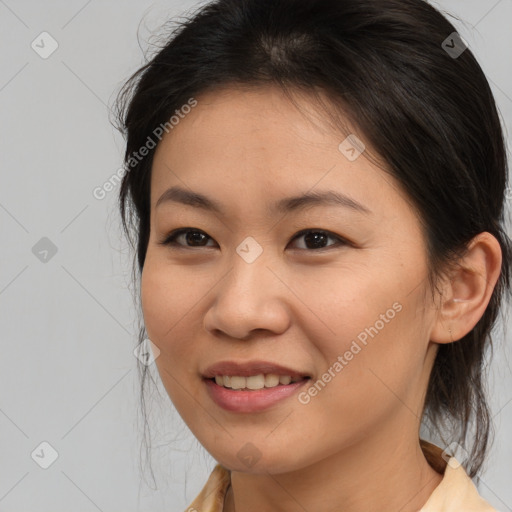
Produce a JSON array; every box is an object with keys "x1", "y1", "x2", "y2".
[
  {"x1": 230, "y1": 376, "x2": 246, "y2": 390},
  {"x1": 265, "y1": 374, "x2": 279, "y2": 387},
  {"x1": 213, "y1": 373, "x2": 303, "y2": 390},
  {"x1": 246, "y1": 374, "x2": 265, "y2": 390}
]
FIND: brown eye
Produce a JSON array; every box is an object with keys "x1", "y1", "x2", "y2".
[
  {"x1": 289, "y1": 229, "x2": 347, "y2": 251},
  {"x1": 159, "y1": 228, "x2": 217, "y2": 248},
  {"x1": 159, "y1": 227, "x2": 349, "y2": 251}
]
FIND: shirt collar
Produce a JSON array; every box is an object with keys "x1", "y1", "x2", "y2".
[
  {"x1": 419, "y1": 440, "x2": 496, "y2": 511},
  {"x1": 186, "y1": 440, "x2": 496, "y2": 512}
]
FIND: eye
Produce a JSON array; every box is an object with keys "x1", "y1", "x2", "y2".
[
  {"x1": 158, "y1": 227, "x2": 350, "y2": 251},
  {"x1": 158, "y1": 228, "x2": 217, "y2": 249},
  {"x1": 288, "y1": 229, "x2": 349, "y2": 251}
]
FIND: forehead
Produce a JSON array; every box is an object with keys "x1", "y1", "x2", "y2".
[{"x1": 149, "y1": 85, "x2": 405, "y2": 216}]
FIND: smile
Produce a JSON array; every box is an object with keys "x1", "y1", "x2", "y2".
[{"x1": 212, "y1": 374, "x2": 305, "y2": 390}]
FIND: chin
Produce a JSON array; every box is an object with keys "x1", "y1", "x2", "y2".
[{"x1": 212, "y1": 445, "x2": 311, "y2": 475}]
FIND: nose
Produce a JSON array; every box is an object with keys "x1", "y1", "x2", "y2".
[{"x1": 203, "y1": 250, "x2": 291, "y2": 341}]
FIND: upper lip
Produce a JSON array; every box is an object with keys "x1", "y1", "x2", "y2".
[{"x1": 202, "y1": 360, "x2": 311, "y2": 379}]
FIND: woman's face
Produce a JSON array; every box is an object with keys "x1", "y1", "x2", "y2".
[{"x1": 141, "y1": 85, "x2": 440, "y2": 473}]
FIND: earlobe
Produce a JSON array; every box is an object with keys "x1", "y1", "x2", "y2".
[{"x1": 430, "y1": 232, "x2": 502, "y2": 344}]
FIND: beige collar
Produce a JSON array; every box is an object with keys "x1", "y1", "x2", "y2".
[
  {"x1": 420, "y1": 457, "x2": 496, "y2": 511},
  {"x1": 186, "y1": 440, "x2": 496, "y2": 511}
]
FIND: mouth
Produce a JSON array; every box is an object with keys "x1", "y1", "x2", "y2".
[
  {"x1": 206, "y1": 373, "x2": 310, "y2": 391},
  {"x1": 202, "y1": 360, "x2": 312, "y2": 412}
]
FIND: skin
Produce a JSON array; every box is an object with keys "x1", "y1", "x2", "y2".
[{"x1": 140, "y1": 85, "x2": 502, "y2": 512}]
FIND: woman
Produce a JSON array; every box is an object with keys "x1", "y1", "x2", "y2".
[{"x1": 113, "y1": 0, "x2": 511, "y2": 510}]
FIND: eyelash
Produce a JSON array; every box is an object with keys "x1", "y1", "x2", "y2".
[{"x1": 158, "y1": 228, "x2": 351, "y2": 252}]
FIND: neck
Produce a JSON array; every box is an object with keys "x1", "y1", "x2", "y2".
[{"x1": 223, "y1": 430, "x2": 444, "y2": 512}]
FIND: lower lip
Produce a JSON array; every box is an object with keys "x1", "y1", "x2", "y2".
[{"x1": 204, "y1": 378, "x2": 310, "y2": 413}]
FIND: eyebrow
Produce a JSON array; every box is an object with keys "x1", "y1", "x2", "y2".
[{"x1": 155, "y1": 185, "x2": 371, "y2": 215}]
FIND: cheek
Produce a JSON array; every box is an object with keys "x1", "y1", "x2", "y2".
[
  {"x1": 140, "y1": 259, "x2": 204, "y2": 410},
  {"x1": 140, "y1": 264, "x2": 170, "y2": 343},
  {"x1": 296, "y1": 263, "x2": 405, "y2": 356},
  {"x1": 302, "y1": 263, "x2": 431, "y2": 408},
  {"x1": 140, "y1": 257, "x2": 194, "y2": 357},
  {"x1": 319, "y1": 295, "x2": 430, "y2": 422}
]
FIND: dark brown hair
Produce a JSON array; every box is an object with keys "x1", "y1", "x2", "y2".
[{"x1": 112, "y1": 0, "x2": 511, "y2": 478}]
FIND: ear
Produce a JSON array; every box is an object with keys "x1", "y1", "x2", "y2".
[{"x1": 430, "y1": 232, "x2": 502, "y2": 344}]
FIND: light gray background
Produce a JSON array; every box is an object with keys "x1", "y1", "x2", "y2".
[{"x1": 1, "y1": 1, "x2": 511, "y2": 511}]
